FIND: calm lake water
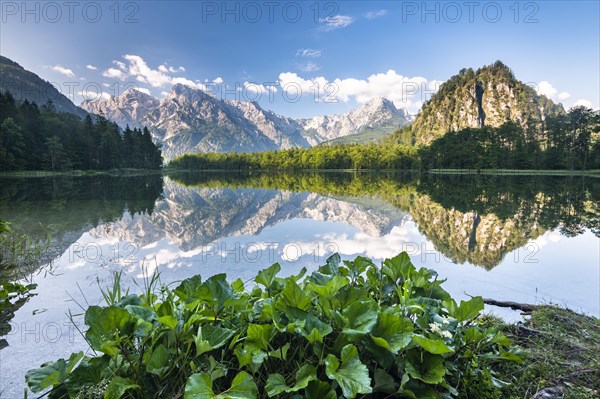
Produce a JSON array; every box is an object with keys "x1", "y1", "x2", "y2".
[{"x1": 0, "y1": 172, "x2": 598, "y2": 397}]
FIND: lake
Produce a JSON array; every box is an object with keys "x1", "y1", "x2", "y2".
[{"x1": 0, "y1": 172, "x2": 598, "y2": 397}]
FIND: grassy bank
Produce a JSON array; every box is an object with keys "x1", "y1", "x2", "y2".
[{"x1": 494, "y1": 306, "x2": 599, "y2": 398}]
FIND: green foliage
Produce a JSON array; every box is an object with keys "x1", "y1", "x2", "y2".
[
  {"x1": 419, "y1": 108, "x2": 600, "y2": 170},
  {"x1": 168, "y1": 142, "x2": 420, "y2": 171},
  {"x1": 0, "y1": 91, "x2": 163, "y2": 171},
  {"x1": 27, "y1": 252, "x2": 521, "y2": 398}
]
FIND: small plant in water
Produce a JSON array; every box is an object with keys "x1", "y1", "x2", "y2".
[{"x1": 26, "y1": 253, "x2": 522, "y2": 398}]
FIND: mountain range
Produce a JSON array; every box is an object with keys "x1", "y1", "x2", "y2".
[{"x1": 80, "y1": 85, "x2": 413, "y2": 160}]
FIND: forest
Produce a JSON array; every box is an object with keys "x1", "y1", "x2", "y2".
[
  {"x1": 0, "y1": 91, "x2": 163, "y2": 171},
  {"x1": 170, "y1": 106, "x2": 599, "y2": 171}
]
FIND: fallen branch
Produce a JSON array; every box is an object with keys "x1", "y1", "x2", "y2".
[{"x1": 482, "y1": 298, "x2": 538, "y2": 312}]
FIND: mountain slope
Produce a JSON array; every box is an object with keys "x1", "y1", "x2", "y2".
[
  {"x1": 412, "y1": 61, "x2": 564, "y2": 145},
  {"x1": 81, "y1": 86, "x2": 412, "y2": 159},
  {"x1": 300, "y1": 97, "x2": 412, "y2": 145},
  {"x1": 0, "y1": 55, "x2": 88, "y2": 118}
]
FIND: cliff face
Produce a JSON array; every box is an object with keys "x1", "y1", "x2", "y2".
[
  {"x1": 408, "y1": 194, "x2": 546, "y2": 270},
  {"x1": 412, "y1": 61, "x2": 564, "y2": 145}
]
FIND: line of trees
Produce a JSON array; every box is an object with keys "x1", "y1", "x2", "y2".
[
  {"x1": 169, "y1": 143, "x2": 420, "y2": 170},
  {"x1": 0, "y1": 91, "x2": 163, "y2": 171},
  {"x1": 415, "y1": 107, "x2": 600, "y2": 170}
]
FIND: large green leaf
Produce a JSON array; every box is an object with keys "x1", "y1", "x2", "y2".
[
  {"x1": 197, "y1": 274, "x2": 235, "y2": 313},
  {"x1": 318, "y1": 253, "x2": 341, "y2": 275},
  {"x1": 341, "y1": 300, "x2": 378, "y2": 336},
  {"x1": 445, "y1": 296, "x2": 484, "y2": 322},
  {"x1": 265, "y1": 374, "x2": 288, "y2": 397},
  {"x1": 255, "y1": 263, "x2": 281, "y2": 289},
  {"x1": 370, "y1": 312, "x2": 414, "y2": 353},
  {"x1": 279, "y1": 280, "x2": 312, "y2": 311},
  {"x1": 405, "y1": 351, "x2": 446, "y2": 384},
  {"x1": 104, "y1": 376, "x2": 140, "y2": 399},
  {"x1": 25, "y1": 352, "x2": 83, "y2": 393},
  {"x1": 174, "y1": 275, "x2": 203, "y2": 301},
  {"x1": 324, "y1": 344, "x2": 372, "y2": 398},
  {"x1": 382, "y1": 252, "x2": 414, "y2": 283},
  {"x1": 185, "y1": 371, "x2": 257, "y2": 399},
  {"x1": 146, "y1": 344, "x2": 170, "y2": 377},
  {"x1": 412, "y1": 335, "x2": 454, "y2": 354},
  {"x1": 305, "y1": 380, "x2": 337, "y2": 399},
  {"x1": 195, "y1": 325, "x2": 236, "y2": 355},
  {"x1": 84, "y1": 306, "x2": 136, "y2": 351},
  {"x1": 245, "y1": 323, "x2": 273, "y2": 352}
]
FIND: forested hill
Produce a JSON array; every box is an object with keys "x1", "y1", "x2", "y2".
[
  {"x1": 0, "y1": 55, "x2": 88, "y2": 118},
  {"x1": 410, "y1": 61, "x2": 564, "y2": 145},
  {"x1": 0, "y1": 91, "x2": 162, "y2": 171}
]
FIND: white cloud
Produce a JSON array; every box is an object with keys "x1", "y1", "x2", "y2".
[
  {"x1": 319, "y1": 15, "x2": 354, "y2": 31},
  {"x1": 213, "y1": 77, "x2": 224, "y2": 84},
  {"x1": 536, "y1": 80, "x2": 571, "y2": 103},
  {"x1": 77, "y1": 90, "x2": 111, "y2": 101},
  {"x1": 365, "y1": 10, "x2": 388, "y2": 19},
  {"x1": 278, "y1": 70, "x2": 441, "y2": 114},
  {"x1": 102, "y1": 55, "x2": 205, "y2": 91},
  {"x1": 243, "y1": 82, "x2": 278, "y2": 95},
  {"x1": 297, "y1": 48, "x2": 322, "y2": 58},
  {"x1": 135, "y1": 87, "x2": 151, "y2": 95},
  {"x1": 86, "y1": 64, "x2": 97, "y2": 71},
  {"x1": 50, "y1": 65, "x2": 75, "y2": 78},
  {"x1": 102, "y1": 67, "x2": 126, "y2": 80},
  {"x1": 572, "y1": 99, "x2": 592, "y2": 109},
  {"x1": 300, "y1": 62, "x2": 320, "y2": 73}
]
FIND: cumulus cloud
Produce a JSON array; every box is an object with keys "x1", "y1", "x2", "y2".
[
  {"x1": 50, "y1": 65, "x2": 75, "y2": 78},
  {"x1": 536, "y1": 81, "x2": 570, "y2": 103},
  {"x1": 572, "y1": 99, "x2": 593, "y2": 109},
  {"x1": 243, "y1": 82, "x2": 278, "y2": 96},
  {"x1": 86, "y1": 64, "x2": 97, "y2": 71},
  {"x1": 319, "y1": 15, "x2": 354, "y2": 31},
  {"x1": 77, "y1": 90, "x2": 111, "y2": 101},
  {"x1": 102, "y1": 67, "x2": 126, "y2": 80},
  {"x1": 278, "y1": 70, "x2": 442, "y2": 113},
  {"x1": 297, "y1": 48, "x2": 322, "y2": 58},
  {"x1": 101, "y1": 55, "x2": 206, "y2": 90},
  {"x1": 365, "y1": 10, "x2": 388, "y2": 19}
]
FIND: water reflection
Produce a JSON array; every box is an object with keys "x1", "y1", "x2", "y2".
[{"x1": 0, "y1": 172, "x2": 598, "y2": 397}]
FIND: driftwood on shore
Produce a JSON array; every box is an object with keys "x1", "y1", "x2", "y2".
[{"x1": 482, "y1": 298, "x2": 538, "y2": 312}]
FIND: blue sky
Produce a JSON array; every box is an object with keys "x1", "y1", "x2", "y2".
[{"x1": 1, "y1": 0, "x2": 598, "y2": 118}]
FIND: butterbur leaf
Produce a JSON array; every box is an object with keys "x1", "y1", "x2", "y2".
[
  {"x1": 300, "y1": 315, "x2": 333, "y2": 344},
  {"x1": 373, "y1": 369, "x2": 396, "y2": 393},
  {"x1": 319, "y1": 253, "x2": 341, "y2": 275},
  {"x1": 341, "y1": 300, "x2": 378, "y2": 336},
  {"x1": 279, "y1": 280, "x2": 312, "y2": 311},
  {"x1": 146, "y1": 344, "x2": 170, "y2": 377},
  {"x1": 85, "y1": 306, "x2": 136, "y2": 350},
  {"x1": 325, "y1": 344, "x2": 372, "y2": 398},
  {"x1": 195, "y1": 325, "x2": 236, "y2": 356},
  {"x1": 175, "y1": 275, "x2": 203, "y2": 301},
  {"x1": 185, "y1": 371, "x2": 257, "y2": 399},
  {"x1": 412, "y1": 335, "x2": 454, "y2": 354},
  {"x1": 255, "y1": 263, "x2": 281, "y2": 289},
  {"x1": 305, "y1": 380, "x2": 337, "y2": 399},
  {"x1": 405, "y1": 351, "x2": 446, "y2": 385},
  {"x1": 445, "y1": 296, "x2": 484, "y2": 322},
  {"x1": 25, "y1": 352, "x2": 83, "y2": 393},
  {"x1": 371, "y1": 312, "x2": 413, "y2": 353},
  {"x1": 158, "y1": 315, "x2": 179, "y2": 331},
  {"x1": 104, "y1": 376, "x2": 140, "y2": 399},
  {"x1": 266, "y1": 374, "x2": 288, "y2": 397},
  {"x1": 288, "y1": 364, "x2": 317, "y2": 392},
  {"x1": 197, "y1": 274, "x2": 235, "y2": 313},
  {"x1": 382, "y1": 252, "x2": 414, "y2": 283},
  {"x1": 245, "y1": 323, "x2": 273, "y2": 352}
]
